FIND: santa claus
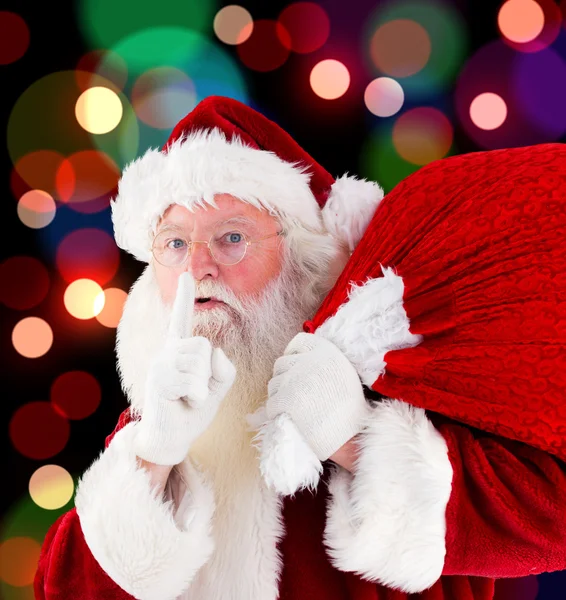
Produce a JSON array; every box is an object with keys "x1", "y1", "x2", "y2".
[{"x1": 35, "y1": 96, "x2": 566, "y2": 600}]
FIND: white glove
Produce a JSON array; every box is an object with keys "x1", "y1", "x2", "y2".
[
  {"x1": 134, "y1": 272, "x2": 236, "y2": 466},
  {"x1": 267, "y1": 332, "x2": 370, "y2": 460},
  {"x1": 251, "y1": 332, "x2": 370, "y2": 495}
]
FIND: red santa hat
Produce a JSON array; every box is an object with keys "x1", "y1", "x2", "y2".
[{"x1": 110, "y1": 96, "x2": 383, "y2": 262}]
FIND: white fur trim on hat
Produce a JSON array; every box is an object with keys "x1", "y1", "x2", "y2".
[
  {"x1": 111, "y1": 128, "x2": 385, "y2": 263},
  {"x1": 111, "y1": 129, "x2": 324, "y2": 263},
  {"x1": 323, "y1": 175, "x2": 384, "y2": 253},
  {"x1": 324, "y1": 399, "x2": 453, "y2": 593}
]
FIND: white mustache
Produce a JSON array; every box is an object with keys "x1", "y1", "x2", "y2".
[{"x1": 194, "y1": 283, "x2": 239, "y2": 309}]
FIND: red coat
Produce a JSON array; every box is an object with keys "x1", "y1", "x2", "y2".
[{"x1": 35, "y1": 407, "x2": 566, "y2": 599}]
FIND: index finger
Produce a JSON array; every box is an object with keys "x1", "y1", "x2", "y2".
[{"x1": 168, "y1": 271, "x2": 195, "y2": 339}]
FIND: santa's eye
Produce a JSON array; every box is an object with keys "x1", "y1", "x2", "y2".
[
  {"x1": 166, "y1": 238, "x2": 186, "y2": 250},
  {"x1": 225, "y1": 232, "x2": 243, "y2": 244}
]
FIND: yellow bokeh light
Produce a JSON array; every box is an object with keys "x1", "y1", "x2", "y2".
[
  {"x1": 498, "y1": 0, "x2": 545, "y2": 43},
  {"x1": 64, "y1": 279, "x2": 105, "y2": 320},
  {"x1": 310, "y1": 59, "x2": 350, "y2": 100},
  {"x1": 93, "y1": 290, "x2": 106, "y2": 315},
  {"x1": 95, "y1": 287, "x2": 128, "y2": 328},
  {"x1": 29, "y1": 464, "x2": 74, "y2": 510},
  {"x1": 75, "y1": 86, "x2": 123, "y2": 134},
  {"x1": 0, "y1": 537, "x2": 41, "y2": 586},
  {"x1": 12, "y1": 317, "x2": 53, "y2": 358},
  {"x1": 392, "y1": 107, "x2": 453, "y2": 165},
  {"x1": 214, "y1": 5, "x2": 253, "y2": 45},
  {"x1": 470, "y1": 93, "x2": 508, "y2": 130},
  {"x1": 17, "y1": 189, "x2": 56, "y2": 229}
]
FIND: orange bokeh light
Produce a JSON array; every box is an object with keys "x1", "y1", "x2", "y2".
[
  {"x1": 64, "y1": 279, "x2": 105, "y2": 320},
  {"x1": 55, "y1": 150, "x2": 119, "y2": 213},
  {"x1": 10, "y1": 150, "x2": 66, "y2": 200},
  {"x1": 370, "y1": 19, "x2": 431, "y2": 78},
  {"x1": 310, "y1": 59, "x2": 350, "y2": 100},
  {"x1": 498, "y1": 0, "x2": 545, "y2": 43},
  {"x1": 12, "y1": 317, "x2": 53, "y2": 358},
  {"x1": 214, "y1": 5, "x2": 254, "y2": 45},
  {"x1": 17, "y1": 190, "x2": 57, "y2": 229},
  {"x1": 95, "y1": 287, "x2": 128, "y2": 328},
  {"x1": 0, "y1": 537, "x2": 41, "y2": 586}
]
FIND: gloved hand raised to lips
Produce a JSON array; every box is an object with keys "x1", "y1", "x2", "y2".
[{"x1": 134, "y1": 271, "x2": 237, "y2": 466}]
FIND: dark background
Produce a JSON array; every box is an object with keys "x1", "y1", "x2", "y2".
[{"x1": 1, "y1": 1, "x2": 565, "y2": 598}]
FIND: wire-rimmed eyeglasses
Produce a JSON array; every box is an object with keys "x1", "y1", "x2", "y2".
[{"x1": 151, "y1": 227, "x2": 285, "y2": 267}]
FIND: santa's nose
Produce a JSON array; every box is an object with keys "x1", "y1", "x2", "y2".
[{"x1": 186, "y1": 242, "x2": 219, "y2": 280}]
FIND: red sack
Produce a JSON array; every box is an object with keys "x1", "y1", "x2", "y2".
[{"x1": 305, "y1": 143, "x2": 566, "y2": 461}]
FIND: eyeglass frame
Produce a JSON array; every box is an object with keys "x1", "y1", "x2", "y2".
[{"x1": 151, "y1": 227, "x2": 286, "y2": 267}]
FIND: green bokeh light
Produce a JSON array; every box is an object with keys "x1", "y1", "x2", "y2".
[
  {"x1": 360, "y1": 117, "x2": 459, "y2": 193},
  {"x1": 94, "y1": 100, "x2": 140, "y2": 169},
  {"x1": 0, "y1": 582, "x2": 35, "y2": 600},
  {"x1": 360, "y1": 123, "x2": 422, "y2": 193},
  {"x1": 95, "y1": 27, "x2": 248, "y2": 159},
  {"x1": 365, "y1": 0, "x2": 468, "y2": 98},
  {"x1": 78, "y1": 0, "x2": 216, "y2": 49},
  {"x1": 0, "y1": 483, "x2": 78, "y2": 599},
  {"x1": 0, "y1": 486, "x2": 76, "y2": 545},
  {"x1": 104, "y1": 27, "x2": 249, "y2": 97}
]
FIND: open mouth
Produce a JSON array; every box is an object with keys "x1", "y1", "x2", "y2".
[{"x1": 195, "y1": 297, "x2": 224, "y2": 305}]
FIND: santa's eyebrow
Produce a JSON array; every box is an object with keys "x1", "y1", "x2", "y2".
[
  {"x1": 157, "y1": 215, "x2": 259, "y2": 234},
  {"x1": 212, "y1": 216, "x2": 258, "y2": 228}
]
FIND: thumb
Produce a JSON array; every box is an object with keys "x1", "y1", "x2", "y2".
[{"x1": 209, "y1": 348, "x2": 236, "y2": 396}]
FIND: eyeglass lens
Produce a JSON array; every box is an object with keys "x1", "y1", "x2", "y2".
[{"x1": 152, "y1": 229, "x2": 247, "y2": 266}]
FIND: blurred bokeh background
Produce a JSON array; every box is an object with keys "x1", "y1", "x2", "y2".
[{"x1": 1, "y1": 1, "x2": 565, "y2": 598}]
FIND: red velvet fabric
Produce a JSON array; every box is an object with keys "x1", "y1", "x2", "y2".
[
  {"x1": 35, "y1": 408, "x2": 566, "y2": 599},
  {"x1": 305, "y1": 143, "x2": 566, "y2": 461}
]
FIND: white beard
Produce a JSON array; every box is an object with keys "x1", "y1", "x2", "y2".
[
  {"x1": 115, "y1": 258, "x2": 328, "y2": 599},
  {"x1": 178, "y1": 262, "x2": 322, "y2": 598},
  {"x1": 117, "y1": 255, "x2": 322, "y2": 445},
  {"x1": 187, "y1": 258, "x2": 319, "y2": 476}
]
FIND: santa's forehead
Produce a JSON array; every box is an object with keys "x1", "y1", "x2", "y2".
[{"x1": 158, "y1": 196, "x2": 277, "y2": 231}]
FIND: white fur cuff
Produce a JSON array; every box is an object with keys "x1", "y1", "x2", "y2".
[
  {"x1": 75, "y1": 422, "x2": 215, "y2": 600},
  {"x1": 324, "y1": 400, "x2": 453, "y2": 593},
  {"x1": 316, "y1": 267, "x2": 423, "y2": 389},
  {"x1": 249, "y1": 409, "x2": 324, "y2": 496}
]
